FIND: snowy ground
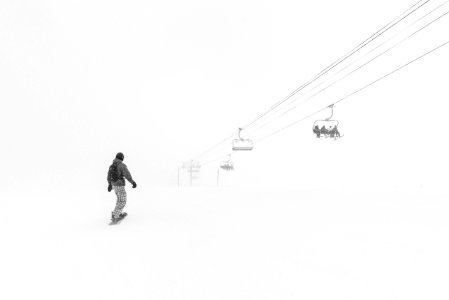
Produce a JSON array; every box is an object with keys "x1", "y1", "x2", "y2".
[{"x1": 1, "y1": 187, "x2": 448, "y2": 300}]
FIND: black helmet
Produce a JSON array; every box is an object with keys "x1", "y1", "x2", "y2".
[{"x1": 116, "y1": 152, "x2": 124, "y2": 161}]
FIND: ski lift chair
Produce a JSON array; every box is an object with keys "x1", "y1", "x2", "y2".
[
  {"x1": 220, "y1": 161, "x2": 234, "y2": 171},
  {"x1": 312, "y1": 105, "x2": 341, "y2": 139},
  {"x1": 232, "y1": 139, "x2": 253, "y2": 151},
  {"x1": 220, "y1": 155, "x2": 234, "y2": 171},
  {"x1": 232, "y1": 128, "x2": 254, "y2": 151},
  {"x1": 313, "y1": 120, "x2": 339, "y2": 138}
]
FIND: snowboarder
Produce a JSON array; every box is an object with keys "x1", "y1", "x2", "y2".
[{"x1": 107, "y1": 152, "x2": 137, "y2": 223}]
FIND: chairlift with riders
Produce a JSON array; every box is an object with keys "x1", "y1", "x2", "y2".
[
  {"x1": 220, "y1": 154, "x2": 234, "y2": 171},
  {"x1": 312, "y1": 104, "x2": 341, "y2": 139}
]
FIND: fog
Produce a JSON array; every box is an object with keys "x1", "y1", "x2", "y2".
[
  {"x1": 1, "y1": 0, "x2": 448, "y2": 192},
  {"x1": 2, "y1": 2, "x2": 449, "y2": 299}
]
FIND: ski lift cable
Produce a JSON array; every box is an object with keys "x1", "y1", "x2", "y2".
[
  {"x1": 254, "y1": 38, "x2": 449, "y2": 145},
  {"x1": 202, "y1": 153, "x2": 232, "y2": 167},
  {"x1": 203, "y1": 153, "x2": 233, "y2": 168},
  {"x1": 246, "y1": 0, "x2": 449, "y2": 134},
  {"x1": 193, "y1": 126, "x2": 253, "y2": 162},
  {"x1": 239, "y1": 0, "x2": 430, "y2": 133},
  {"x1": 250, "y1": 6, "x2": 449, "y2": 133},
  {"x1": 194, "y1": 128, "x2": 250, "y2": 163},
  {"x1": 191, "y1": 130, "x2": 238, "y2": 161},
  {"x1": 241, "y1": 0, "x2": 430, "y2": 132},
  {"x1": 189, "y1": 0, "x2": 430, "y2": 164},
  {"x1": 199, "y1": 140, "x2": 235, "y2": 161}
]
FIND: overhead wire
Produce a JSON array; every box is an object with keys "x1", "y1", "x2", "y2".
[
  {"x1": 188, "y1": 0, "x2": 436, "y2": 166},
  {"x1": 191, "y1": 0, "x2": 432, "y2": 165},
  {"x1": 201, "y1": 153, "x2": 232, "y2": 167},
  {"x1": 201, "y1": 31, "x2": 449, "y2": 168},
  {"x1": 254, "y1": 37, "x2": 449, "y2": 145},
  {"x1": 191, "y1": 130, "x2": 237, "y2": 162},
  {"x1": 240, "y1": 0, "x2": 430, "y2": 132},
  {"x1": 248, "y1": 0, "x2": 449, "y2": 133},
  {"x1": 251, "y1": 3, "x2": 449, "y2": 132}
]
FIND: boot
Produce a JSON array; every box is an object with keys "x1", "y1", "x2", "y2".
[{"x1": 111, "y1": 212, "x2": 119, "y2": 222}]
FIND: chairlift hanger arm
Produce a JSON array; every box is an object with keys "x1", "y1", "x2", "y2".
[{"x1": 325, "y1": 104, "x2": 334, "y2": 121}]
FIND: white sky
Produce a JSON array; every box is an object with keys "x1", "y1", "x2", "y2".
[{"x1": 1, "y1": 0, "x2": 448, "y2": 190}]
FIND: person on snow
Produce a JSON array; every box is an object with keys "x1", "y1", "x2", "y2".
[{"x1": 107, "y1": 152, "x2": 137, "y2": 222}]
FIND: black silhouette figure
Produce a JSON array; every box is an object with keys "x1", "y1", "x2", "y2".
[
  {"x1": 313, "y1": 125, "x2": 321, "y2": 138},
  {"x1": 320, "y1": 125, "x2": 329, "y2": 137}
]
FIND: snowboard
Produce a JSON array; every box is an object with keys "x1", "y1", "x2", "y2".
[{"x1": 109, "y1": 212, "x2": 128, "y2": 225}]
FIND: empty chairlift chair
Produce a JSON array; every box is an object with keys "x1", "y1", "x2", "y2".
[{"x1": 232, "y1": 128, "x2": 254, "y2": 151}]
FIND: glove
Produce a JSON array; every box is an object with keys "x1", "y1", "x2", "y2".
[
  {"x1": 132, "y1": 181, "x2": 137, "y2": 189},
  {"x1": 108, "y1": 184, "x2": 112, "y2": 192}
]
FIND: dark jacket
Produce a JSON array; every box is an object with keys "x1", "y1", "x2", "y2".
[{"x1": 107, "y1": 159, "x2": 135, "y2": 186}]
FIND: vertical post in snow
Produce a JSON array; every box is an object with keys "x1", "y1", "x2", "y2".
[
  {"x1": 189, "y1": 160, "x2": 193, "y2": 187},
  {"x1": 217, "y1": 168, "x2": 220, "y2": 187}
]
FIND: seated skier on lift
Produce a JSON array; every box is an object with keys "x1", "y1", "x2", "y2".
[
  {"x1": 329, "y1": 126, "x2": 341, "y2": 138},
  {"x1": 329, "y1": 125, "x2": 341, "y2": 138},
  {"x1": 335, "y1": 127, "x2": 340, "y2": 138},
  {"x1": 313, "y1": 125, "x2": 321, "y2": 138},
  {"x1": 329, "y1": 126, "x2": 335, "y2": 138},
  {"x1": 320, "y1": 125, "x2": 329, "y2": 137}
]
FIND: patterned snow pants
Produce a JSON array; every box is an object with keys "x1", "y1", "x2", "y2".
[{"x1": 112, "y1": 186, "x2": 127, "y2": 218}]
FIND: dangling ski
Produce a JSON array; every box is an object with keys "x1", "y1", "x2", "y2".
[{"x1": 109, "y1": 212, "x2": 128, "y2": 225}]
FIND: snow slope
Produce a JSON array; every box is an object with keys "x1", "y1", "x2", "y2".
[{"x1": 2, "y1": 187, "x2": 448, "y2": 300}]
